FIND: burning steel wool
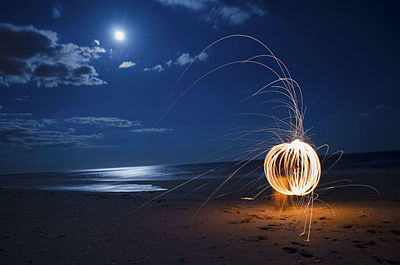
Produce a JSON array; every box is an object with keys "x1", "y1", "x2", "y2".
[{"x1": 264, "y1": 139, "x2": 321, "y2": 196}]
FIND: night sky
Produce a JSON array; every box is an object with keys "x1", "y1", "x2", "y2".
[{"x1": 0, "y1": 0, "x2": 399, "y2": 172}]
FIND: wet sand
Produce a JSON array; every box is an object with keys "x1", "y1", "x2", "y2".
[{"x1": 0, "y1": 179, "x2": 399, "y2": 265}]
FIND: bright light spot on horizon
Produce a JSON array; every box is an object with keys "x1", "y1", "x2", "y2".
[{"x1": 115, "y1": 30, "x2": 125, "y2": 41}]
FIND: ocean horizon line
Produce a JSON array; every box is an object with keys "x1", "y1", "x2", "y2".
[{"x1": 1, "y1": 149, "x2": 399, "y2": 176}]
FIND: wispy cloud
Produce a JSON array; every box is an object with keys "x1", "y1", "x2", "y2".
[
  {"x1": 358, "y1": 104, "x2": 392, "y2": 118},
  {"x1": 0, "y1": 118, "x2": 103, "y2": 148},
  {"x1": 144, "y1": 64, "x2": 165, "y2": 72},
  {"x1": 165, "y1": 60, "x2": 173, "y2": 67},
  {"x1": 65, "y1": 116, "x2": 143, "y2": 128},
  {"x1": 204, "y1": 4, "x2": 266, "y2": 27},
  {"x1": 156, "y1": 0, "x2": 217, "y2": 11},
  {"x1": 155, "y1": 0, "x2": 266, "y2": 27},
  {"x1": 0, "y1": 115, "x2": 173, "y2": 148},
  {"x1": 144, "y1": 52, "x2": 208, "y2": 72},
  {"x1": 130, "y1": 128, "x2": 174, "y2": 133},
  {"x1": 10, "y1": 95, "x2": 30, "y2": 103},
  {"x1": 175, "y1": 52, "x2": 208, "y2": 66},
  {"x1": 0, "y1": 113, "x2": 33, "y2": 117},
  {"x1": 0, "y1": 23, "x2": 106, "y2": 87},
  {"x1": 375, "y1": 104, "x2": 391, "y2": 110},
  {"x1": 52, "y1": 3, "x2": 63, "y2": 19},
  {"x1": 119, "y1": 61, "x2": 136, "y2": 69},
  {"x1": 247, "y1": 3, "x2": 267, "y2": 16},
  {"x1": 41, "y1": 119, "x2": 57, "y2": 125},
  {"x1": 210, "y1": 6, "x2": 250, "y2": 25}
]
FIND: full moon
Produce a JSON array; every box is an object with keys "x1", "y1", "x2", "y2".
[{"x1": 115, "y1": 31, "x2": 125, "y2": 41}]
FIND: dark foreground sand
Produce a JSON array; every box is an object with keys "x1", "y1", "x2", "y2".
[{"x1": 0, "y1": 179, "x2": 399, "y2": 265}]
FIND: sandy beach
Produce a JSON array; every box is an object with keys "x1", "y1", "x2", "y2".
[{"x1": 0, "y1": 177, "x2": 399, "y2": 265}]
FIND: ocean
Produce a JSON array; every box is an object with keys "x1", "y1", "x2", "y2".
[{"x1": 0, "y1": 151, "x2": 399, "y2": 195}]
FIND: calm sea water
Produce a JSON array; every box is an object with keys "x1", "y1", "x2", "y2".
[{"x1": 0, "y1": 151, "x2": 399, "y2": 193}]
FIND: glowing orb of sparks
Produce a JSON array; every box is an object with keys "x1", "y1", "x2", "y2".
[
  {"x1": 115, "y1": 30, "x2": 125, "y2": 41},
  {"x1": 264, "y1": 139, "x2": 321, "y2": 196}
]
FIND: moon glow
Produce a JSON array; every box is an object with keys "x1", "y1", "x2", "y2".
[{"x1": 115, "y1": 30, "x2": 125, "y2": 41}]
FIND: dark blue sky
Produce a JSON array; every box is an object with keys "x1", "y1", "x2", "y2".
[{"x1": 0, "y1": 0, "x2": 399, "y2": 172}]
